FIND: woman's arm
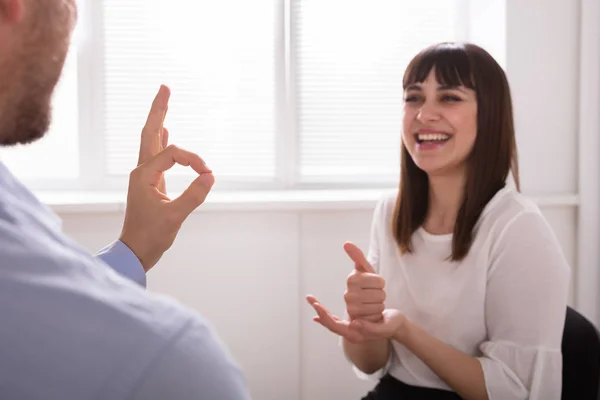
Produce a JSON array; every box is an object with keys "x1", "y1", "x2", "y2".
[
  {"x1": 394, "y1": 321, "x2": 488, "y2": 400},
  {"x1": 342, "y1": 337, "x2": 390, "y2": 375},
  {"x1": 355, "y1": 210, "x2": 570, "y2": 400},
  {"x1": 353, "y1": 310, "x2": 488, "y2": 400}
]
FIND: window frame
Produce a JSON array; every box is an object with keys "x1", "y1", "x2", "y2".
[{"x1": 12, "y1": 0, "x2": 470, "y2": 194}]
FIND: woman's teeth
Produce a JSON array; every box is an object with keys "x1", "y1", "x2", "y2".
[{"x1": 417, "y1": 133, "x2": 450, "y2": 142}]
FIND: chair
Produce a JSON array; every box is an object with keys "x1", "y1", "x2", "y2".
[{"x1": 561, "y1": 306, "x2": 600, "y2": 399}]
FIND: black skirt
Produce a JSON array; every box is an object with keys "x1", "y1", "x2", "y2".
[{"x1": 361, "y1": 374, "x2": 463, "y2": 400}]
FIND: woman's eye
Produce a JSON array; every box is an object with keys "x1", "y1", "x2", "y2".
[
  {"x1": 404, "y1": 96, "x2": 420, "y2": 102},
  {"x1": 442, "y1": 95, "x2": 461, "y2": 102}
]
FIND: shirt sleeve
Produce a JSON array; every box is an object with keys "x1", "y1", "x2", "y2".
[
  {"x1": 477, "y1": 211, "x2": 571, "y2": 400},
  {"x1": 95, "y1": 240, "x2": 146, "y2": 288},
  {"x1": 130, "y1": 318, "x2": 251, "y2": 400}
]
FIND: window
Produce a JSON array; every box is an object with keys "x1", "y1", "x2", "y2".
[
  {"x1": 103, "y1": 0, "x2": 278, "y2": 186},
  {"x1": 295, "y1": 0, "x2": 464, "y2": 186},
  {"x1": 1, "y1": 0, "x2": 466, "y2": 193}
]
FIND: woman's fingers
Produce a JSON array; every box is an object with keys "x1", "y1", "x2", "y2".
[{"x1": 306, "y1": 296, "x2": 365, "y2": 342}]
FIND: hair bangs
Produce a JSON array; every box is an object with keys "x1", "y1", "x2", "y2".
[{"x1": 402, "y1": 43, "x2": 475, "y2": 91}]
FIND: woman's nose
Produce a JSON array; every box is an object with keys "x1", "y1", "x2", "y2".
[{"x1": 416, "y1": 102, "x2": 441, "y2": 123}]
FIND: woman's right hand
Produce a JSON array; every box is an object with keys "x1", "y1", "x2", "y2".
[
  {"x1": 343, "y1": 242, "x2": 386, "y2": 323},
  {"x1": 306, "y1": 242, "x2": 386, "y2": 343}
]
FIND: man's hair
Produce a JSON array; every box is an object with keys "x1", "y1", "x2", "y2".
[{"x1": 393, "y1": 42, "x2": 520, "y2": 261}]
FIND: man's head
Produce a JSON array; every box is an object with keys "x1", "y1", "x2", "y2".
[{"x1": 0, "y1": 0, "x2": 77, "y2": 146}]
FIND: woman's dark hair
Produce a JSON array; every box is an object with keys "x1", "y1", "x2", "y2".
[{"x1": 393, "y1": 42, "x2": 519, "y2": 261}]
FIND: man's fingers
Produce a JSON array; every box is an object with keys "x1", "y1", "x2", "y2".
[
  {"x1": 141, "y1": 145, "x2": 211, "y2": 177},
  {"x1": 144, "y1": 85, "x2": 169, "y2": 134},
  {"x1": 169, "y1": 173, "x2": 215, "y2": 218},
  {"x1": 344, "y1": 242, "x2": 375, "y2": 273},
  {"x1": 139, "y1": 85, "x2": 170, "y2": 165},
  {"x1": 153, "y1": 127, "x2": 169, "y2": 195},
  {"x1": 135, "y1": 145, "x2": 213, "y2": 214},
  {"x1": 162, "y1": 127, "x2": 169, "y2": 149}
]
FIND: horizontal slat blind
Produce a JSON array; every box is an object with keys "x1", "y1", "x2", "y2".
[
  {"x1": 2, "y1": 0, "x2": 465, "y2": 191},
  {"x1": 102, "y1": 0, "x2": 278, "y2": 179},
  {"x1": 294, "y1": 0, "x2": 461, "y2": 183}
]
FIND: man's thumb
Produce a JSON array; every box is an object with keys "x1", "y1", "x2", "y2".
[{"x1": 170, "y1": 173, "x2": 215, "y2": 218}]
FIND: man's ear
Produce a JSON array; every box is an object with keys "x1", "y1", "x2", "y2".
[{"x1": 0, "y1": 0, "x2": 24, "y2": 24}]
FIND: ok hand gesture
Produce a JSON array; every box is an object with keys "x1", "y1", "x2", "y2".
[{"x1": 119, "y1": 85, "x2": 215, "y2": 271}]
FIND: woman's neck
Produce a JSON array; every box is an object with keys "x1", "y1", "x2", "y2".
[{"x1": 423, "y1": 171, "x2": 466, "y2": 235}]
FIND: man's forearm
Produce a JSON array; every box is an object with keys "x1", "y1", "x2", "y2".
[
  {"x1": 343, "y1": 337, "x2": 390, "y2": 374},
  {"x1": 395, "y1": 320, "x2": 488, "y2": 400}
]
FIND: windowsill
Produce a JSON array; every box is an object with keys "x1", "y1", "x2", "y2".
[
  {"x1": 36, "y1": 189, "x2": 581, "y2": 214},
  {"x1": 38, "y1": 189, "x2": 392, "y2": 213}
]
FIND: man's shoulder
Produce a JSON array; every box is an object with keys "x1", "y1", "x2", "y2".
[
  {"x1": 0, "y1": 216, "x2": 205, "y2": 344},
  {"x1": 0, "y1": 220, "x2": 230, "y2": 398},
  {"x1": 0, "y1": 257, "x2": 230, "y2": 398}
]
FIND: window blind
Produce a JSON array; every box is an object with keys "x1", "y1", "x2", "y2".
[
  {"x1": 1, "y1": 0, "x2": 465, "y2": 190},
  {"x1": 294, "y1": 0, "x2": 462, "y2": 183},
  {"x1": 102, "y1": 0, "x2": 278, "y2": 180}
]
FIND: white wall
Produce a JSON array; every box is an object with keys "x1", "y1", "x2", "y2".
[
  {"x1": 55, "y1": 1, "x2": 593, "y2": 399},
  {"x1": 575, "y1": 0, "x2": 600, "y2": 325},
  {"x1": 59, "y1": 203, "x2": 576, "y2": 400}
]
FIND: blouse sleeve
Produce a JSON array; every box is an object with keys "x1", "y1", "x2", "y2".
[{"x1": 477, "y1": 211, "x2": 571, "y2": 399}]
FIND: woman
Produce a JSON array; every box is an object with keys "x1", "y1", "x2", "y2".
[{"x1": 306, "y1": 42, "x2": 570, "y2": 400}]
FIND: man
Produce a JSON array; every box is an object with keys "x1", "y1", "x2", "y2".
[{"x1": 0, "y1": 0, "x2": 250, "y2": 398}]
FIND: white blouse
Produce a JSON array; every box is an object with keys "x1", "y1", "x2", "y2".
[{"x1": 353, "y1": 186, "x2": 571, "y2": 399}]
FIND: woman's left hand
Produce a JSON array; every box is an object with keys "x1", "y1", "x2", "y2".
[
  {"x1": 307, "y1": 297, "x2": 410, "y2": 344},
  {"x1": 349, "y1": 309, "x2": 409, "y2": 342}
]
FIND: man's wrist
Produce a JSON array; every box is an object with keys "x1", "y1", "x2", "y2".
[
  {"x1": 96, "y1": 240, "x2": 147, "y2": 287},
  {"x1": 119, "y1": 234, "x2": 150, "y2": 272}
]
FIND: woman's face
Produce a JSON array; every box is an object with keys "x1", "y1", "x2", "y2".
[{"x1": 402, "y1": 69, "x2": 478, "y2": 177}]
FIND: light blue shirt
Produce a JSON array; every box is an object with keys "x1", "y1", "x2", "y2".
[{"x1": 0, "y1": 162, "x2": 250, "y2": 399}]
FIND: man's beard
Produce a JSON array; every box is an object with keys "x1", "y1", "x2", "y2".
[
  {"x1": 0, "y1": 86, "x2": 54, "y2": 146},
  {"x1": 0, "y1": 3, "x2": 72, "y2": 147}
]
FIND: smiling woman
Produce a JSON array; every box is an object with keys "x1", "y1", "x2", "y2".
[
  {"x1": 396, "y1": 42, "x2": 518, "y2": 259},
  {"x1": 307, "y1": 42, "x2": 570, "y2": 400},
  {"x1": 404, "y1": 83, "x2": 475, "y2": 165}
]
